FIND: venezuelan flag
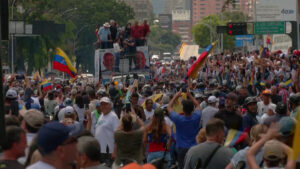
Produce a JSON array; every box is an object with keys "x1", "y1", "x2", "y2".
[
  {"x1": 293, "y1": 106, "x2": 300, "y2": 160},
  {"x1": 53, "y1": 48, "x2": 77, "y2": 78},
  {"x1": 284, "y1": 79, "x2": 293, "y2": 87},
  {"x1": 186, "y1": 41, "x2": 217, "y2": 80},
  {"x1": 225, "y1": 129, "x2": 248, "y2": 147},
  {"x1": 41, "y1": 80, "x2": 52, "y2": 91}
]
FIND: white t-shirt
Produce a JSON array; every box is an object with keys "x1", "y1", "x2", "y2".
[
  {"x1": 26, "y1": 161, "x2": 55, "y2": 169},
  {"x1": 73, "y1": 104, "x2": 85, "y2": 124},
  {"x1": 144, "y1": 109, "x2": 154, "y2": 121},
  {"x1": 257, "y1": 101, "x2": 276, "y2": 117},
  {"x1": 95, "y1": 111, "x2": 119, "y2": 153}
]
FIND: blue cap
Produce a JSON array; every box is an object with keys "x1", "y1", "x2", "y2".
[
  {"x1": 279, "y1": 117, "x2": 296, "y2": 137},
  {"x1": 36, "y1": 121, "x2": 71, "y2": 155}
]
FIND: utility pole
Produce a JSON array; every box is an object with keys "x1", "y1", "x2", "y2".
[{"x1": 0, "y1": 0, "x2": 7, "y2": 144}]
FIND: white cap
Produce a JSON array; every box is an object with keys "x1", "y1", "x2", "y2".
[
  {"x1": 192, "y1": 80, "x2": 197, "y2": 84},
  {"x1": 64, "y1": 106, "x2": 74, "y2": 115},
  {"x1": 100, "y1": 97, "x2": 111, "y2": 104},
  {"x1": 208, "y1": 96, "x2": 217, "y2": 104},
  {"x1": 6, "y1": 89, "x2": 17, "y2": 99}
]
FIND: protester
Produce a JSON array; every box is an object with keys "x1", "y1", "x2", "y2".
[
  {"x1": 184, "y1": 118, "x2": 233, "y2": 169},
  {"x1": 94, "y1": 97, "x2": 119, "y2": 166},
  {"x1": 242, "y1": 96, "x2": 259, "y2": 132},
  {"x1": 225, "y1": 124, "x2": 268, "y2": 169},
  {"x1": 257, "y1": 89, "x2": 277, "y2": 123},
  {"x1": 113, "y1": 114, "x2": 144, "y2": 169},
  {"x1": 144, "y1": 108, "x2": 171, "y2": 168},
  {"x1": 167, "y1": 89, "x2": 201, "y2": 169},
  {"x1": 246, "y1": 124, "x2": 295, "y2": 169},
  {"x1": 98, "y1": 22, "x2": 112, "y2": 49},
  {"x1": 76, "y1": 136, "x2": 110, "y2": 169},
  {"x1": 215, "y1": 92, "x2": 242, "y2": 130},
  {"x1": 0, "y1": 126, "x2": 27, "y2": 169},
  {"x1": 26, "y1": 121, "x2": 78, "y2": 169},
  {"x1": 201, "y1": 95, "x2": 219, "y2": 128}
]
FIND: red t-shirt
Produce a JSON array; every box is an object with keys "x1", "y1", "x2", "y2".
[
  {"x1": 130, "y1": 25, "x2": 143, "y2": 39},
  {"x1": 141, "y1": 24, "x2": 150, "y2": 37}
]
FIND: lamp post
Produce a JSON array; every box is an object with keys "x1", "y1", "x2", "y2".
[{"x1": 11, "y1": 0, "x2": 16, "y2": 73}]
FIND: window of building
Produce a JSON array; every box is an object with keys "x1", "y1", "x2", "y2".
[
  {"x1": 200, "y1": 3, "x2": 205, "y2": 6},
  {"x1": 200, "y1": 8, "x2": 205, "y2": 10},
  {"x1": 200, "y1": 12, "x2": 205, "y2": 15}
]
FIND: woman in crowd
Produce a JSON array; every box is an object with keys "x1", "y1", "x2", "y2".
[
  {"x1": 113, "y1": 113, "x2": 145, "y2": 169},
  {"x1": 144, "y1": 108, "x2": 172, "y2": 169}
]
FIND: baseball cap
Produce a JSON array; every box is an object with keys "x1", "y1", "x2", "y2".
[
  {"x1": 64, "y1": 106, "x2": 75, "y2": 115},
  {"x1": 21, "y1": 109, "x2": 44, "y2": 129},
  {"x1": 100, "y1": 97, "x2": 111, "y2": 104},
  {"x1": 122, "y1": 163, "x2": 156, "y2": 169},
  {"x1": 208, "y1": 96, "x2": 217, "y2": 104},
  {"x1": 36, "y1": 121, "x2": 76, "y2": 155},
  {"x1": 263, "y1": 139, "x2": 284, "y2": 161},
  {"x1": 6, "y1": 89, "x2": 17, "y2": 99},
  {"x1": 279, "y1": 117, "x2": 296, "y2": 137},
  {"x1": 64, "y1": 98, "x2": 73, "y2": 106},
  {"x1": 262, "y1": 89, "x2": 271, "y2": 95}
]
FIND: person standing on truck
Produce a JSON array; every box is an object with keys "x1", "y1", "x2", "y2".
[{"x1": 124, "y1": 36, "x2": 137, "y2": 71}]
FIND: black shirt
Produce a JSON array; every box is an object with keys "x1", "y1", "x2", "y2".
[
  {"x1": 110, "y1": 26, "x2": 118, "y2": 41},
  {"x1": 215, "y1": 109, "x2": 242, "y2": 130},
  {"x1": 0, "y1": 160, "x2": 25, "y2": 169},
  {"x1": 271, "y1": 94, "x2": 282, "y2": 105}
]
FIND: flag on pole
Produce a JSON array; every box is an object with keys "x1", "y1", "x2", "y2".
[
  {"x1": 186, "y1": 41, "x2": 217, "y2": 80},
  {"x1": 53, "y1": 48, "x2": 77, "y2": 78},
  {"x1": 33, "y1": 72, "x2": 41, "y2": 82}
]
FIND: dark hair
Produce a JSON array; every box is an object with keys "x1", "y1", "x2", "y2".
[
  {"x1": 75, "y1": 95, "x2": 84, "y2": 109},
  {"x1": 88, "y1": 90, "x2": 96, "y2": 99},
  {"x1": 145, "y1": 99, "x2": 153, "y2": 105},
  {"x1": 205, "y1": 118, "x2": 225, "y2": 137},
  {"x1": 25, "y1": 122, "x2": 39, "y2": 133},
  {"x1": 131, "y1": 93, "x2": 139, "y2": 99},
  {"x1": 264, "y1": 160, "x2": 281, "y2": 167},
  {"x1": 2, "y1": 126, "x2": 25, "y2": 150},
  {"x1": 5, "y1": 115, "x2": 20, "y2": 126},
  {"x1": 182, "y1": 100, "x2": 194, "y2": 115},
  {"x1": 122, "y1": 114, "x2": 133, "y2": 132},
  {"x1": 48, "y1": 91, "x2": 54, "y2": 100},
  {"x1": 133, "y1": 105, "x2": 145, "y2": 120}
]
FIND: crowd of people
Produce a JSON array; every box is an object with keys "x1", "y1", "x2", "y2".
[
  {"x1": 95, "y1": 20, "x2": 150, "y2": 71},
  {"x1": 0, "y1": 46, "x2": 300, "y2": 169}
]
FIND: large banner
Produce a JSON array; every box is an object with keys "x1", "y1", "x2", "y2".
[
  {"x1": 135, "y1": 46, "x2": 150, "y2": 70},
  {"x1": 96, "y1": 46, "x2": 150, "y2": 75}
]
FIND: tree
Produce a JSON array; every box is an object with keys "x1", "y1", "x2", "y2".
[
  {"x1": 148, "y1": 25, "x2": 181, "y2": 55},
  {"x1": 192, "y1": 11, "x2": 247, "y2": 51},
  {"x1": 9, "y1": 0, "x2": 134, "y2": 74}
]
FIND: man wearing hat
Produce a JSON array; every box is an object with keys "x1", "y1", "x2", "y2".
[
  {"x1": 258, "y1": 90, "x2": 277, "y2": 123},
  {"x1": 94, "y1": 97, "x2": 119, "y2": 166},
  {"x1": 26, "y1": 121, "x2": 78, "y2": 169},
  {"x1": 98, "y1": 22, "x2": 112, "y2": 49},
  {"x1": 215, "y1": 92, "x2": 242, "y2": 130},
  {"x1": 201, "y1": 96, "x2": 219, "y2": 128},
  {"x1": 5, "y1": 89, "x2": 19, "y2": 116},
  {"x1": 242, "y1": 97, "x2": 258, "y2": 132}
]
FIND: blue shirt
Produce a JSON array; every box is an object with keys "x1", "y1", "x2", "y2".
[
  {"x1": 170, "y1": 110, "x2": 201, "y2": 148},
  {"x1": 98, "y1": 27, "x2": 111, "y2": 41}
]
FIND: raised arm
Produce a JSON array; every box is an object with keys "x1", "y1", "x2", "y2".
[{"x1": 167, "y1": 91, "x2": 182, "y2": 115}]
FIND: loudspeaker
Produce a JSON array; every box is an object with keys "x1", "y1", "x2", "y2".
[{"x1": 1, "y1": 0, "x2": 9, "y2": 40}]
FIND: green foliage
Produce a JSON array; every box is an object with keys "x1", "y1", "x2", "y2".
[
  {"x1": 10, "y1": 0, "x2": 134, "y2": 74},
  {"x1": 148, "y1": 25, "x2": 181, "y2": 54},
  {"x1": 192, "y1": 11, "x2": 247, "y2": 51}
]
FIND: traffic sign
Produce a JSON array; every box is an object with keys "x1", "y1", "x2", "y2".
[{"x1": 254, "y1": 22, "x2": 285, "y2": 34}]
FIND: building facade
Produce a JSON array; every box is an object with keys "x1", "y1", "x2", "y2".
[
  {"x1": 192, "y1": 0, "x2": 252, "y2": 25},
  {"x1": 172, "y1": 10, "x2": 192, "y2": 42},
  {"x1": 118, "y1": 0, "x2": 153, "y2": 21}
]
